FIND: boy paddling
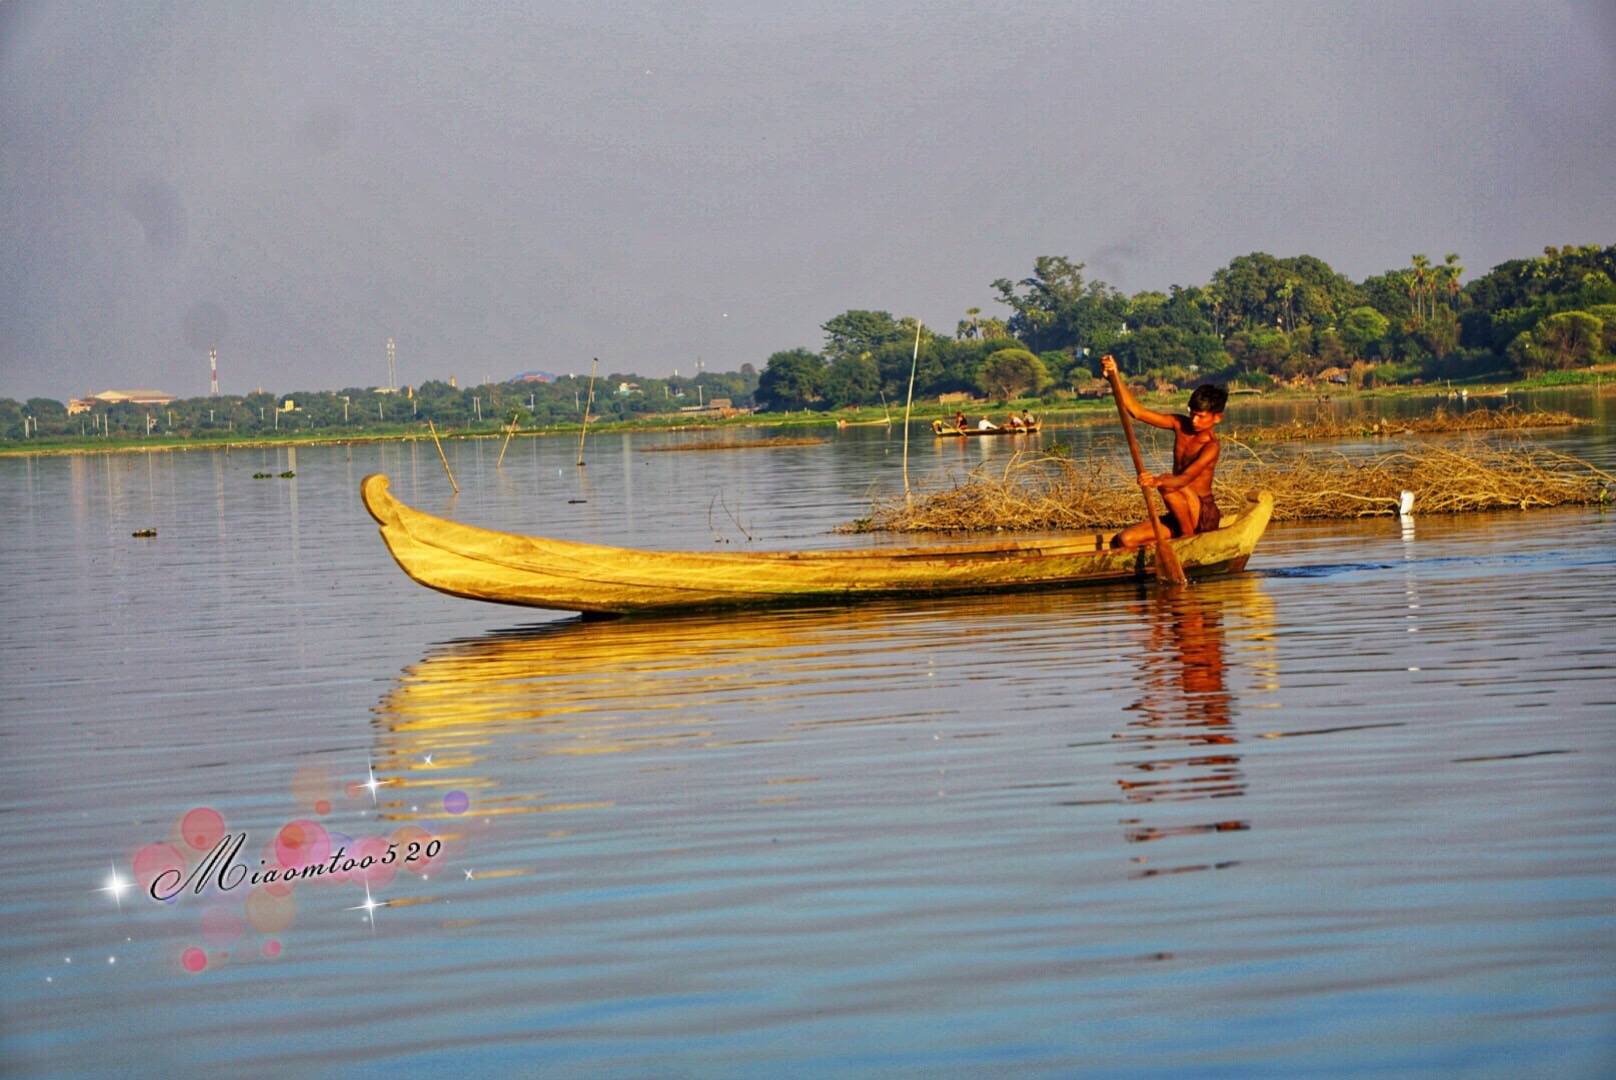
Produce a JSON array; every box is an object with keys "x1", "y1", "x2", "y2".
[{"x1": 1101, "y1": 355, "x2": 1229, "y2": 548}]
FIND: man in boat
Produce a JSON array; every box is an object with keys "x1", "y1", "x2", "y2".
[
  {"x1": 1020, "y1": 409, "x2": 1034, "y2": 427},
  {"x1": 977, "y1": 416, "x2": 999, "y2": 431},
  {"x1": 1101, "y1": 354, "x2": 1229, "y2": 548},
  {"x1": 1006, "y1": 413, "x2": 1024, "y2": 430},
  {"x1": 954, "y1": 410, "x2": 968, "y2": 431}
]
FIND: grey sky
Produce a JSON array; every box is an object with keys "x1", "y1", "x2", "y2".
[{"x1": 3, "y1": 1, "x2": 1613, "y2": 402}]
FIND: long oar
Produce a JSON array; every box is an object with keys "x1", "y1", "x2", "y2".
[{"x1": 1106, "y1": 367, "x2": 1187, "y2": 587}]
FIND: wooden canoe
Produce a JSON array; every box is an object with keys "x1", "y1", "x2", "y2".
[
  {"x1": 933, "y1": 419, "x2": 1042, "y2": 437},
  {"x1": 361, "y1": 473, "x2": 1273, "y2": 616}
]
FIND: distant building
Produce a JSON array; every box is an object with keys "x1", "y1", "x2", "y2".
[
  {"x1": 677, "y1": 398, "x2": 746, "y2": 418},
  {"x1": 512, "y1": 371, "x2": 557, "y2": 383},
  {"x1": 68, "y1": 389, "x2": 177, "y2": 414}
]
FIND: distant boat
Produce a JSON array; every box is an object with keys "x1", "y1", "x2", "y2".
[
  {"x1": 933, "y1": 418, "x2": 1042, "y2": 437},
  {"x1": 361, "y1": 474, "x2": 1274, "y2": 616}
]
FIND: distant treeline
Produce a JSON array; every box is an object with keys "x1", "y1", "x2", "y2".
[
  {"x1": 0, "y1": 370, "x2": 760, "y2": 443},
  {"x1": 751, "y1": 243, "x2": 1616, "y2": 412},
  {"x1": 3, "y1": 243, "x2": 1613, "y2": 441}
]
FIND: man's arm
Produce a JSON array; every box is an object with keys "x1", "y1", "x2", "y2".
[
  {"x1": 1100, "y1": 355, "x2": 1178, "y2": 430},
  {"x1": 1157, "y1": 438, "x2": 1220, "y2": 492}
]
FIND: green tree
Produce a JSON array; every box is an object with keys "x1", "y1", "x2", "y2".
[
  {"x1": 1441, "y1": 253, "x2": 1465, "y2": 309},
  {"x1": 1409, "y1": 306, "x2": 1461, "y2": 360},
  {"x1": 1408, "y1": 253, "x2": 1433, "y2": 321},
  {"x1": 976, "y1": 348, "x2": 1048, "y2": 401},
  {"x1": 1212, "y1": 253, "x2": 1360, "y2": 332},
  {"x1": 821, "y1": 310, "x2": 910, "y2": 364},
  {"x1": 1574, "y1": 271, "x2": 1616, "y2": 308},
  {"x1": 0, "y1": 398, "x2": 23, "y2": 438},
  {"x1": 1586, "y1": 305, "x2": 1616, "y2": 352},
  {"x1": 1338, "y1": 307, "x2": 1390, "y2": 359},
  {"x1": 978, "y1": 316, "x2": 1012, "y2": 340},
  {"x1": 1529, "y1": 311, "x2": 1605, "y2": 371},
  {"x1": 1110, "y1": 326, "x2": 1227, "y2": 377},
  {"x1": 24, "y1": 396, "x2": 69, "y2": 435},
  {"x1": 821, "y1": 353, "x2": 882, "y2": 407},
  {"x1": 755, "y1": 349, "x2": 824, "y2": 410},
  {"x1": 991, "y1": 256, "x2": 1126, "y2": 354},
  {"x1": 1225, "y1": 326, "x2": 1293, "y2": 375},
  {"x1": 1359, "y1": 270, "x2": 1416, "y2": 323}
]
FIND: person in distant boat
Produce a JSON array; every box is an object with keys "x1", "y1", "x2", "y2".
[
  {"x1": 1101, "y1": 354, "x2": 1229, "y2": 548},
  {"x1": 1020, "y1": 410, "x2": 1034, "y2": 427},
  {"x1": 977, "y1": 416, "x2": 998, "y2": 430},
  {"x1": 955, "y1": 410, "x2": 968, "y2": 431},
  {"x1": 1006, "y1": 413, "x2": 1023, "y2": 429}
]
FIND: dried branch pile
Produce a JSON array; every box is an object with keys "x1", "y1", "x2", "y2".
[
  {"x1": 848, "y1": 439, "x2": 1613, "y2": 533},
  {"x1": 1229, "y1": 405, "x2": 1579, "y2": 443}
]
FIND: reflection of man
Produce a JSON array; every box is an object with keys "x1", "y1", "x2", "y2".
[
  {"x1": 1117, "y1": 590, "x2": 1245, "y2": 862},
  {"x1": 1163, "y1": 601, "x2": 1231, "y2": 721}
]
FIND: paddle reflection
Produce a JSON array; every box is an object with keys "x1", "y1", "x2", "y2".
[{"x1": 1115, "y1": 577, "x2": 1276, "y2": 878}]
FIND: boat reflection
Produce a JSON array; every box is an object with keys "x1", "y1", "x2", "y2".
[
  {"x1": 366, "y1": 580, "x2": 1280, "y2": 892},
  {"x1": 1113, "y1": 576, "x2": 1278, "y2": 878},
  {"x1": 368, "y1": 597, "x2": 1085, "y2": 823}
]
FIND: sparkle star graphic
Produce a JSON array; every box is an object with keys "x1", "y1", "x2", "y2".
[
  {"x1": 347, "y1": 883, "x2": 387, "y2": 929},
  {"x1": 98, "y1": 864, "x2": 133, "y2": 909},
  {"x1": 362, "y1": 757, "x2": 383, "y2": 803}
]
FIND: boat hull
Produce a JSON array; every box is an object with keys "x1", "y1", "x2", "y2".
[{"x1": 362, "y1": 474, "x2": 1273, "y2": 616}]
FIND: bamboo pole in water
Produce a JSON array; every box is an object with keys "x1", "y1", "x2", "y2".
[
  {"x1": 577, "y1": 358, "x2": 598, "y2": 467},
  {"x1": 496, "y1": 416, "x2": 519, "y2": 468},
  {"x1": 427, "y1": 419, "x2": 458, "y2": 492},
  {"x1": 901, "y1": 323, "x2": 922, "y2": 501}
]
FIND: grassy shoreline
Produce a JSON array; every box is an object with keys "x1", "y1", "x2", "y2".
[{"x1": 3, "y1": 372, "x2": 1608, "y2": 458}]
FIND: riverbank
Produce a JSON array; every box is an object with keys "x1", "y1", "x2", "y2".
[{"x1": 3, "y1": 371, "x2": 1608, "y2": 458}]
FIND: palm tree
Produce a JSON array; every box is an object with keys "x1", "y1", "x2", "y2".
[
  {"x1": 1277, "y1": 279, "x2": 1298, "y2": 333},
  {"x1": 1200, "y1": 284, "x2": 1225, "y2": 337},
  {"x1": 956, "y1": 305, "x2": 982, "y2": 339},
  {"x1": 1409, "y1": 254, "x2": 1432, "y2": 321},
  {"x1": 1442, "y1": 253, "x2": 1464, "y2": 309}
]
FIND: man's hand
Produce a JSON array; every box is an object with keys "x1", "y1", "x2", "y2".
[
  {"x1": 1138, "y1": 472, "x2": 1158, "y2": 489},
  {"x1": 1100, "y1": 354, "x2": 1118, "y2": 378}
]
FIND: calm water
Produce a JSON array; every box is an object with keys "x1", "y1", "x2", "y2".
[{"x1": 3, "y1": 398, "x2": 1614, "y2": 1077}]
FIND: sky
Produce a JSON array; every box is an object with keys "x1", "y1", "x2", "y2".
[{"x1": 3, "y1": 1, "x2": 1614, "y2": 403}]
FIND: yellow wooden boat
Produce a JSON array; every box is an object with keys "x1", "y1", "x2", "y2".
[{"x1": 361, "y1": 474, "x2": 1274, "y2": 616}]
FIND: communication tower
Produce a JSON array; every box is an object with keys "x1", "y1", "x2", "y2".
[
  {"x1": 386, "y1": 337, "x2": 397, "y2": 391},
  {"x1": 209, "y1": 347, "x2": 219, "y2": 397}
]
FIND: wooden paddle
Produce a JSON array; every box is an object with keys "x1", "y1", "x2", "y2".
[{"x1": 1105, "y1": 364, "x2": 1188, "y2": 587}]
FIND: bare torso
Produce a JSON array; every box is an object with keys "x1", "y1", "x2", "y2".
[{"x1": 1172, "y1": 421, "x2": 1219, "y2": 497}]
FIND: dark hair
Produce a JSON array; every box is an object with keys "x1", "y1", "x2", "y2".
[{"x1": 1188, "y1": 383, "x2": 1228, "y2": 413}]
